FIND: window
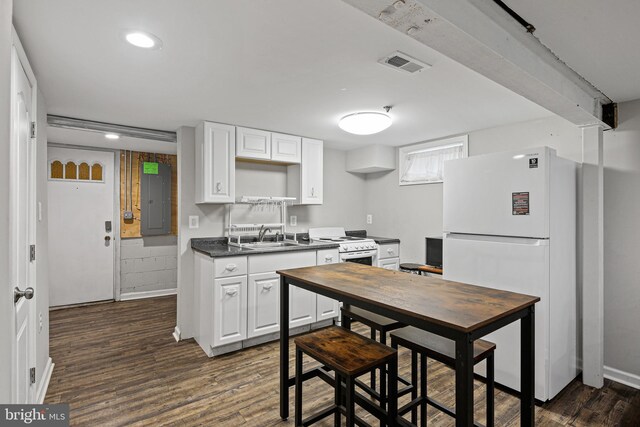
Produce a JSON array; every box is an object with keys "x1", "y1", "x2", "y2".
[
  {"x1": 398, "y1": 135, "x2": 468, "y2": 185},
  {"x1": 49, "y1": 159, "x2": 104, "y2": 182}
]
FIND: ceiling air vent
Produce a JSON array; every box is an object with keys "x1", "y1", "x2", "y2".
[{"x1": 379, "y1": 51, "x2": 431, "y2": 74}]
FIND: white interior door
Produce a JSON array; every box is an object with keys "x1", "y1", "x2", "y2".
[
  {"x1": 11, "y1": 45, "x2": 36, "y2": 403},
  {"x1": 48, "y1": 147, "x2": 115, "y2": 306}
]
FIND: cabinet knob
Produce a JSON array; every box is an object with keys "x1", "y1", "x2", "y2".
[
  {"x1": 225, "y1": 288, "x2": 238, "y2": 296},
  {"x1": 311, "y1": 187, "x2": 315, "y2": 197},
  {"x1": 225, "y1": 264, "x2": 237, "y2": 272},
  {"x1": 387, "y1": 248, "x2": 394, "y2": 254},
  {"x1": 325, "y1": 256, "x2": 333, "y2": 262},
  {"x1": 216, "y1": 182, "x2": 222, "y2": 193},
  {"x1": 263, "y1": 284, "x2": 273, "y2": 291}
]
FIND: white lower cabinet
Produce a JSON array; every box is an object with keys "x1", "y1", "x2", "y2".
[
  {"x1": 289, "y1": 285, "x2": 317, "y2": 328},
  {"x1": 378, "y1": 258, "x2": 400, "y2": 271},
  {"x1": 197, "y1": 248, "x2": 341, "y2": 357},
  {"x1": 213, "y1": 276, "x2": 247, "y2": 347},
  {"x1": 378, "y1": 242, "x2": 400, "y2": 271},
  {"x1": 247, "y1": 272, "x2": 280, "y2": 338},
  {"x1": 316, "y1": 248, "x2": 340, "y2": 320}
]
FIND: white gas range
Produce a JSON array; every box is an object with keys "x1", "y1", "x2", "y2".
[{"x1": 308, "y1": 227, "x2": 378, "y2": 265}]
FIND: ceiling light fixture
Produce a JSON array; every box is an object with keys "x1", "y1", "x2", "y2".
[
  {"x1": 339, "y1": 106, "x2": 393, "y2": 135},
  {"x1": 105, "y1": 133, "x2": 120, "y2": 140},
  {"x1": 124, "y1": 31, "x2": 162, "y2": 49}
]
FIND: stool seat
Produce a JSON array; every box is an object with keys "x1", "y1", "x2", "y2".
[
  {"x1": 391, "y1": 326, "x2": 496, "y2": 365},
  {"x1": 400, "y1": 263, "x2": 424, "y2": 271},
  {"x1": 341, "y1": 306, "x2": 404, "y2": 330},
  {"x1": 295, "y1": 326, "x2": 396, "y2": 377}
]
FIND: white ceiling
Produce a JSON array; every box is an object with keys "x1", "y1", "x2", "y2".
[
  {"x1": 13, "y1": 0, "x2": 551, "y2": 150},
  {"x1": 504, "y1": 0, "x2": 640, "y2": 103}
]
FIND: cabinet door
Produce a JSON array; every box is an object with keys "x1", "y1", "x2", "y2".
[
  {"x1": 316, "y1": 249, "x2": 340, "y2": 321},
  {"x1": 247, "y1": 272, "x2": 280, "y2": 338},
  {"x1": 378, "y1": 257, "x2": 400, "y2": 271},
  {"x1": 289, "y1": 285, "x2": 317, "y2": 328},
  {"x1": 195, "y1": 121, "x2": 235, "y2": 203},
  {"x1": 213, "y1": 276, "x2": 247, "y2": 347},
  {"x1": 301, "y1": 138, "x2": 323, "y2": 204},
  {"x1": 271, "y1": 133, "x2": 301, "y2": 163},
  {"x1": 236, "y1": 127, "x2": 271, "y2": 160}
]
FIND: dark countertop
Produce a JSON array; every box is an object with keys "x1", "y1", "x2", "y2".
[
  {"x1": 191, "y1": 237, "x2": 340, "y2": 258},
  {"x1": 345, "y1": 230, "x2": 400, "y2": 245}
]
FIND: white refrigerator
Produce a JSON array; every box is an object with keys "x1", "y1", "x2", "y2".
[{"x1": 443, "y1": 146, "x2": 578, "y2": 401}]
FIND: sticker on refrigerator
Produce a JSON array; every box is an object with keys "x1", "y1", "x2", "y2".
[
  {"x1": 512, "y1": 192, "x2": 529, "y2": 215},
  {"x1": 529, "y1": 158, "x2": 538, "y2": 168}
]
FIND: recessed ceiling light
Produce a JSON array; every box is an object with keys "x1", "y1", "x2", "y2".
[
  {"x1": 105, "y1": 133, "x2": 120, "y2": 140},
  {"x1": 339, "y1": 112, "x2": 392, "y2": 135},
  {"x1": 124, "y1": 31, "x2": 162, "y2": 49}
]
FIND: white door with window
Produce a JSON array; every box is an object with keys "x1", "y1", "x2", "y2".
[
  {"x1": 10, "y1": 44, "x2": 37, "y2": 404},
  {"x1": 47, "y1": 147, "x2": 115, "y2": 306}
]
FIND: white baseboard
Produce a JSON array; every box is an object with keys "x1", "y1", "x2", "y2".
[
  {"x1": 172, "y1": 326, "x2": 181, "y2": 342},
  {"x1": 604, "y1": 365, "x2": 640, "y2": 390},
  {"x1": 120, "y1": 288, "x2": 177, "y2": 301},
  {"x1": 36, "y1": 358, "x2": 54, "y2": 404}
]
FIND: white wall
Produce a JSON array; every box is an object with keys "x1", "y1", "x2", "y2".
[
  {"x1": 364, "y1": 109, "x2": 640, "y2": 382},
  {"x1": 35, "y1": 88, "x2": 50, "y2": 392},
  {"x1": 364, "y1": 115, "x2": 582, "y2": 264},
  {"x1": 0, "y1": 0, "x2": 13, "y2": 403},
  {"x1": 176, "y1": 126, "x2": 366, "y2": 338},
  {"x1": 602, "y1": 99, "x2": 640, "y2": 380}
]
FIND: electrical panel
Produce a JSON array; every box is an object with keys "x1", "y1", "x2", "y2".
[{"x1": 140, "y1": 162, "x2": 172, "y2": 236}]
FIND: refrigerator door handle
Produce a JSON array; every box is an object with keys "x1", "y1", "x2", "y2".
[{"x1": 444, "y1": 232, "x2": 550, "y2": 246}]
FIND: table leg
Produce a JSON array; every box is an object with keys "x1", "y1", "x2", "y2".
[
  {"x1": 521, "y1": 306, "x2": 535, "y2": 426},
  {"x1": 280, "y1": 276, "x2": 289, "y2": 420},
  {"x1": 342, "y1": 303, "x2": 352, "y2": 330},
  {"x1": 455, "y1": 335, "x2": 474, "y2": 427}
]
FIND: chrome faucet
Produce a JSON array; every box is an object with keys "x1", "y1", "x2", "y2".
[{"x1": 258, "y1": 225, "x2": 272, "y2": 242}]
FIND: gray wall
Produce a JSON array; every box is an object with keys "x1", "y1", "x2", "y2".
[
  {"x1": 602, "y1": 99, "x2": 640, "y2": 378},
  {"x1": 0, "y1": 0, "x2": 13, "y2": 403},
  {"x1": 120, "y1": 236, "x2": 177, "y2": 295},
  {"x1": 176, "y1": 126, "x2": 367, "y2": 338}
]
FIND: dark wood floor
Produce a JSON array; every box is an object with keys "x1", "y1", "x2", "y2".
[{"x1": 46, "y1": 296, "x2": 639, "y2": 426}]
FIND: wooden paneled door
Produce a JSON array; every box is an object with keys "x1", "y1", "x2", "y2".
[{"x1": 47, "y1": 147, "x2": 115, "y2": 306}]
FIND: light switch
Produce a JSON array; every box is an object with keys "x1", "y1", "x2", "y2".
[
  {"x1": 189, "y1": 215, "x2": 199, "y2": 229},
  {"x1": 366, "y1": 214, "x2": 373, "y2": 224},
  {"x1": 290, "y1": 215, "x2": 297, "y2": 227}
]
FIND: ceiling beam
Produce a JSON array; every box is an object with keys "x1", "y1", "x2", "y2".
[{"x1": 343, "y1": 0, "x2": 612, "y2": 128}]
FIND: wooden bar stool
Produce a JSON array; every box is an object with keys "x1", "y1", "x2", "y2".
[
  {"x1": 294, "y1": 326, "x2": 398, "y2": 427},
  {"x1": 341, "y1": 306, "x2": 406, "y2": 407},
  {"x1": 399, "y1": 263, "x2": 424, "y2": 275},
  {"x1": 390, "y1": 327, "x2": 496, "y2": 427}
]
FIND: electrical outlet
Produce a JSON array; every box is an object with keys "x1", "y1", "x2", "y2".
[
  {"x1": 123, "y1": 211, "x2": 133, "y2": 220},
  {"x1": 366, "y1": 214, "x2": 373, "y2": 224},
  {"x1": 189, "y1": 215, "x2": 199, "y2": 229},
  {"x1": 290, "y1": 215, "x2": 297, "y2": 227},
  {"x1": 39, "y1": 312, "x2": 43, "y2": 332}
]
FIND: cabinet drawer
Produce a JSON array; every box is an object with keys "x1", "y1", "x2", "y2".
[
  {"x1": 214, "y1": 256, "x2": 248, "y2": 277},
  {"x1": 316, "y1": 248, "x2": 339, "y2": 265},
  {"x1": 249, "y1": 251, "x2": 316, "y2": 274},
  {"x1": 378, "y1": 243, "x2": 399, "y2": 260},
  {"x1": 378, "y1": 257, "x2": 399, "y2": 271}
]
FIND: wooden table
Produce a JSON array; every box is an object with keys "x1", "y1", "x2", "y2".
[{"x1": 277, "y1": 262, "x2": 540, "y2": 427}]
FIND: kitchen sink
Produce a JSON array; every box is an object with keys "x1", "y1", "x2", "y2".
[{"x1": 242, "y1": 241, "x2": 300, "y2": 249}]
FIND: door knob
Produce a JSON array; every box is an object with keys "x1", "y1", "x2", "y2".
[
  {"x1": 14, "y1": 287, "x2": 34, "y2": 304},
  {"x1": 105, "y1": 236, "x2": 111, "y2": 241}
]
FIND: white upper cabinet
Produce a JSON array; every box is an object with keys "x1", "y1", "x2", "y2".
[
  {"x1": 287, "y1": 138, "x2": 323, "y2": 205},
  {"x1": 195, "y1": 121, "x2": 236, "y2": 204},
  {"x1": 236, "y1": 127, "x2": 272, "y2": 160},
  {"x1": 271, "y1": 133, "x2": 301, "y2": 163}
]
